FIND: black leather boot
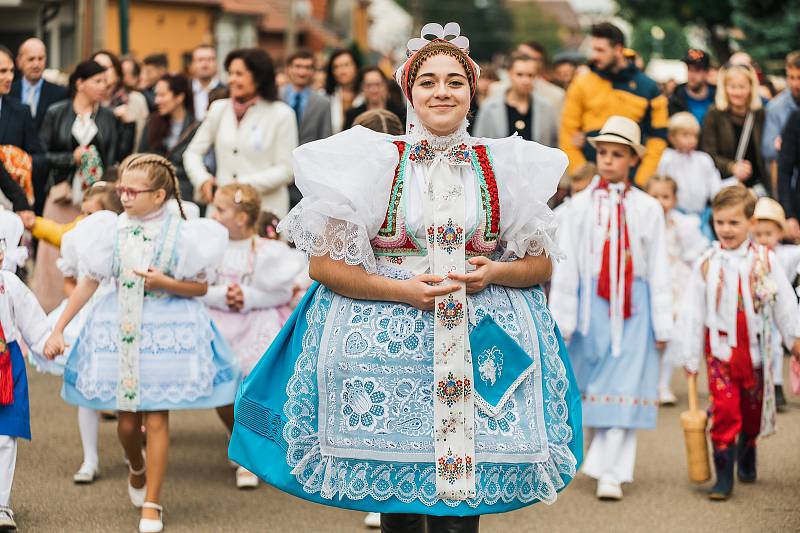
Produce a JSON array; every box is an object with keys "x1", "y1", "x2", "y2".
[
  {"x1": 776, "y1": 384, "x2": 787, "y2": 413},
  {"x1": 426, "y1": 515, "x2": 480, "y2": 533},
  {"x1": 737, "y1": 434, "x2": 757, "y2": 483},
  {"x1": 380, "y1": 513, "x2": 425, "y2": 533},
  {"x1": 709, "y1": 446, "x2": 735, "y2": 500}
]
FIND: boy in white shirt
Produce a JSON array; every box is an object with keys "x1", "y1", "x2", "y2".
[
  {"x1": 657, "y1": 112, "x2": 723, "y2": 216},
  {"x1": 750, "y1": 197, "x2": 800, "y2": 412},
  {"x1": 677, "y1": 186, "x2": 800, "y2": 500},
  {"x1": 551, "y1": 117, "x2": 673, "y2": 501}
]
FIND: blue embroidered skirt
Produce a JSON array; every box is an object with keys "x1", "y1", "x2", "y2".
[
  {"x1": 229, "y1": 282, "x2": 583, "y2": 516},
  {"x1": 62, "y1": 293, "x2": 241, "y2": 412},
  {"x1": 568, "y1": 278, "x2": 659, "y2": 429},
  {"x1": 0, "y1": 342, "x2": 31, "y2": 439}
]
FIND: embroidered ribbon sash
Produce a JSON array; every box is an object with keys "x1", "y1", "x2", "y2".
[
  {"x1": 115, "y1": 215, "x2": 181, "y2": 411},
  {"x1": 424, "y1": 158, "x2": 476, "y2": 499}
]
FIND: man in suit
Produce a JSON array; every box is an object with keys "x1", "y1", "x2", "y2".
[
  {"x1": 10, "y1": 38, "x2": 67, "y2": 132},
  {"x1": 190, "y1": 45, "x2": 225, "y2": 121},
  {"x1": 472, "y1": 52, "x2": 559, "y2": 147},
  {"x1": 281, "y1": 49, "x2": 332, "y2": 207},
  {"x1": 0, "y1": 45, "x2": 39, "y2": 219}
]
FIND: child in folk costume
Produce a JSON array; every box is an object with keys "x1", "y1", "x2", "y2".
[
  {"x1": 645, "y1": 175, "x2": 709, "y2": 405},
  {"x1": 750, "y1": 197, "x2": 800, "y2": 412},
  {"x1": 551, "y1": 116, "x2": 673, "y2": 501},
  {"x1": 0, "y1": 211, "x2": 50, "y2": 532},
  {"x1": 43, "y1": 154, "x2": 240, "y2": 533},
  {"x1": 205, "y1": 184, "x2": 306, "y2": 489},
  {"x1": 676, "y1": 186, "x2": 800, "y2": 500}
]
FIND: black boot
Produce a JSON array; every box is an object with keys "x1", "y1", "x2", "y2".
[
  {"x1": 709, "y1": 446, "x2": 735, "y2": 500},
  {"x1": 380, "y1": 513, "x2": 425, "y2": 533},
  {"x1": 737, "y1": 434, "x2": 757, "y2": 483},
  {"x1": 426, "y1": 515, "x2": 480, "y2": 533},
  {"x1": 776, "y1": 385, "x2": 787, "y2": 413}
]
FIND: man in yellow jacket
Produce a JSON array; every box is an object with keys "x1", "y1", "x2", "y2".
[{"x1": 560, "y1": 22, "x2": 668, "y2": 187}]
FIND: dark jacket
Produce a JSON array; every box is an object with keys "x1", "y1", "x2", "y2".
[
  {"x1": 39, "y1": 100, "x2": 134, "y2": 187},
  {"x1": 700, "y1": 106, "x2": 768, "y2": 192},
  {"x1": 668, "y1": 83, "x2": 716, "y2": 117},
  {"x1": 10, "y1": 78, "x2": 69, "y2": 132},
  {"x1": 778, "y1": 110, "x2": 800, "y2": 220},
  {"x1": 0, "y1": 97, "x2": 40, "y2": 211},
  {"x1": 139, "y1": 114, "x2": 200, "y2": 202}
]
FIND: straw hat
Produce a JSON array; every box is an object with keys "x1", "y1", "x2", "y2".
[
  {"x1": 754, "y1": 197, "x2": 786, "y2": 228},
  {"x1": 587, "y1": 116, "x2": 647, "y2": 157}
]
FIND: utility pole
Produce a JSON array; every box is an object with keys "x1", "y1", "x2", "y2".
[
  {"x1": 285, "y1": 0, "x2": 297, "y2": 57},
  {"x1": 119, "y1": 0, "x2": 130, "y2": 54}
]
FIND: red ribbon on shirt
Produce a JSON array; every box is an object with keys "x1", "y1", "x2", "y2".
[
  {"x1": 0, "y1": 320, "x2": 12, "y2": 405},
  {"x1": 596, "y1": 179, "x2": 633, "y2": 320}
]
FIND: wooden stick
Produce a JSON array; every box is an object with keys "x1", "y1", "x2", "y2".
[{"x1": 688, "y1": 373, "x2": 698, "y2": 413}]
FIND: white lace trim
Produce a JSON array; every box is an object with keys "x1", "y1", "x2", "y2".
[
  {"x1": 408, "y1": 119, "x2": 470, "y2": 152},
  {"x1": 278, "y1": 207, "x2": 377, "y2": 274}
]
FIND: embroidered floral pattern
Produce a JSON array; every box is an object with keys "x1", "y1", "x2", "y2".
[
  {"x1": 477, "y1": 398, "x2": 520, "y2": 436},
  {"x1": 437, "y1": 448, "x2": 465, "y2": 484},
  {"x1": 436, "y1": 294, "x2": 464, "y2": 330},
  {"x1": 409, "y1": 139, "x2": 435, "y2": 163},
  {"x1": 477, "y1": 346, "x2": 503, "y2": 386},
  {"x1": 436, "y1": 371, "x2": 464, "y2": 407},
  {"x1": 436, "y1": 218, "x2": 464, "y2": 254},
  {"x1": 375, "y1": 307, "x2": 426, "y2": 356},
  {"x1": 341, "y1": 378, "x2": 389, "y2": 431}
]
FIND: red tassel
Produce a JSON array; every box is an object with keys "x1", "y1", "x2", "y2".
[{"x1": 0, "y1": 322, "x2": 12, "y2": 406}]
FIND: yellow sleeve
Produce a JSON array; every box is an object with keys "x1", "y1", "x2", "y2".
[
  {"x1": 31, "y1": 216, "x2": 80, "y2": 248},
  {"x1": 559, "y1": 76, "x2": 588, "y2": 174}
]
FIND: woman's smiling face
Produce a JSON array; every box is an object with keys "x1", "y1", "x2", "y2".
[{"x1": 410, "y1": 54, "x2": 471, "y2": 136}]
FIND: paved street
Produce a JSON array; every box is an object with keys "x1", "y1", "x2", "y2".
[{"x1": 14, "y1": 362, "x2": 800, "y2": 532}]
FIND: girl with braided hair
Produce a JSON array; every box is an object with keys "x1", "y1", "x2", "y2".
[{"x1": 43, "y1": 153, "x2": 240, "y2": 533}]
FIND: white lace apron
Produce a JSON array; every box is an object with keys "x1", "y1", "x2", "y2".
[{"x1": 114, "y1": 214, "x2": 181, "y2": 411}]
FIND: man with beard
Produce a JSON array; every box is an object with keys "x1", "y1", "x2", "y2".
[
  {"x1": 560, "y1": 22, "x2": 667, "y2": 186},
  {"x1": 668, "y1": 49, "x2": 716, "y2": 126}
]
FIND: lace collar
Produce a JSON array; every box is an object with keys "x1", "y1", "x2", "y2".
[{"x1": 407, "y1": 120, "x2": 472, "y2": 165}]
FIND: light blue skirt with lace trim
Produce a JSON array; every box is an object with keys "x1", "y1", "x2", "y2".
[
  {"x1": 229, "y1": 280, "x2": 583, "y2": 516},
  {"x1": 62, "y1": 292, "x2": 240, "y2": 412}
]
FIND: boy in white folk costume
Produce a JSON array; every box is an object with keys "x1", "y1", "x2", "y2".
[
  {"x1": 0, "y1": 210, "x2": 50, "y2": 531},
  {"x1": 750, "y1": 197, "x2": 800, "y2": 412},
  {"x1": 551, "y1": 116, "x2": 673, "y2": 500},
  {"x1": 676, "y1": 186, "x2": 800, "y2": 500}
]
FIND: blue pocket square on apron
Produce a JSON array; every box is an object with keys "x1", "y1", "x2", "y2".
[{"x1": 469, "y1": 315, "x2": 535, "y2": 417}]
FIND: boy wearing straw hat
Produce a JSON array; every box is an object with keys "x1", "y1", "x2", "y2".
[
  {"x1": 551, "y1": 116, "x2": 673, "y2": 500},
  {"x1": 751, "y1": 197, "x2": 800, "y2": 412},
  {"x1": 676, "y1": 186, "x2": 800, "y2": 500}
]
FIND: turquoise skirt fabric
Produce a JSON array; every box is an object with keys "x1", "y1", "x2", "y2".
[{"x1": 229, "y1": 282, "x2": 582, "y2": 516}]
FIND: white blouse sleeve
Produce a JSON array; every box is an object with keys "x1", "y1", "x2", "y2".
[
  {"x1": 481, "y1": 135, "x2": 568, "y2": 260},
  {"x1": 56, "y1": 225, "x2": 80, "y2": 278},
  {"x1": 69, "y1": 210, "x2": 119, "y2": 281},
  {"x1": 4, "y1": 272, "x2": 49, "y2": 354},
  {"x1": 768, "y1": 249, "x2": 800, "y2": 349},
  {"x1": 277, "y1": 126, "x2": 401, "y2": 273},
  {"x1": 173, "y1": 218, "x2": 228, "y2": 281},
  {"x1": 673, "y1": 255, "x2": 710, "y2": 373},
  {"x1": 242, "y1": 241, "x2": 307, "y2": 311},
  {"x1": 0, "y1": 211, "x2": 26, "y2": 272}
]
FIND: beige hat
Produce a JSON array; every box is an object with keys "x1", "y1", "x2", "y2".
[
  {"x1": 754, "y1": 197, "x2": 786, "y2": 228},
  {"x1": 587, "y1": 116, "x2": 647, "y2": 157}
]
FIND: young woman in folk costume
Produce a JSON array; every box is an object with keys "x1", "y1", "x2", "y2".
[
  {"x1": 228, "y1": 23, "x2": 582, "y2": 532},
  {"x1": 43, "y1": 154, "x2": 240, "y2": 533}
]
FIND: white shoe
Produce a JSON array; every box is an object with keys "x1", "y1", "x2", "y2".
[
  {"x1": 659, "y1": 388, "x2": 677, "y2": 406},
  {"x1": 138, "y1": 502, "x2": 163, "y2": 533},
  {"x1": 128, "y1": 460, "x2": 147, "y2": 508},
  {"x1": 364, "y1": 512, "x2": 381, "y2": 528},
  {"x1": 0, "y1": 506, "x2": 16, "y2": 531},
  {"x1": 236, "y1": 466, "x2": 259, "y2": 489},
  {"x1": 596, "y1": 480, "x2": 623, "y2": 500},
  {"x1": 73, "y1": 462, "x2": 100, "y2": 484},
  {"x1": 228, "y1": 459, "x2": 239, "y2": 470}
]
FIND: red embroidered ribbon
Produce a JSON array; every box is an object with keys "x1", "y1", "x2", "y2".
[
  {"x1": 0, "y1": 320, "x2": 12, "y2": 406},
  {"x1": 596, "y1": 179, "x2": 633, "y2": 319}
]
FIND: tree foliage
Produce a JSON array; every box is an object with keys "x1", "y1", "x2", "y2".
[
  {"x1": 630, "y1": 17, "x2": 689, "y2": 63},
  {"x1": 731, "y1": 0, "x2": 800, "y2": 72}
]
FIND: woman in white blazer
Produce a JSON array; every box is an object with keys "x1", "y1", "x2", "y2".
[{"x1": 184, "y1": 48, "x2": 298, "y2": 217}]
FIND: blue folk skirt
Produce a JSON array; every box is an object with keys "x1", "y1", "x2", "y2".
[{"x1": 0, "y1": 342, "x2": 31, "y2": 439}]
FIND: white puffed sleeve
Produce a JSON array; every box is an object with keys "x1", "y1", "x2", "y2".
[
  {"x1": 69, "y1": 210, "x2": 119, "y2": 281},
  {"x1": 3, "y1": 271, "x2": 49, "y2": 354},
  {"x1": 673, "y1": 212, "x2": 709, "y2": 264},
  {"x1": 277, "y1": 126, "x2": 401, "y2": 273},
  {"x1": 173, "y1": 218, "x2": 228, "y2": 281},
  {"x1": 0, "y1": 210, "x2": 26, "y2": 272},
  {"x1": 242, "y1": 241, "x2": 307, "y2": 311},
  {"x1": 481, "y1": 135, "x2": 568, "y2": 260},
  {"x1": 672, "y1": 254, "x2": 711, "y2": 372},
  {"x1": 56, "y1": 225, "x2": 80, "y2": 278}
]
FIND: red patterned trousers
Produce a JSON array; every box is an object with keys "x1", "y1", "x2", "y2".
[{"x1": 705, "y1": 352, "x2": 763, "y2": 449}]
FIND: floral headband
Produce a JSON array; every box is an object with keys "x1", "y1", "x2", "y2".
[{"x1": 394, "y1": 22, "x2": 481, "y2": 104}]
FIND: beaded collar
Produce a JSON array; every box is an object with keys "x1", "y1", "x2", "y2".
[{"x1": 407, "y1": 120, "x2": 472, "y2": 166}]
